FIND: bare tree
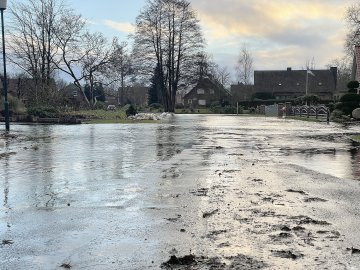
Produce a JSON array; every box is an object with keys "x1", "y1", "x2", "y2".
[
  {"x1": 9, "y1": 0, "x2": 66, "y2": 105},
  {"x1": 346, "y1": 3, "x2": 360, "y2": 55},
  {"x1": 133, "y1": 0, "x2": 204, "y2": 112},
  {"x1": 52, "y1": 12, "x2": 121, "y2": 107},
  {"x1": 327, "y1": 56, "x2": 352, "y2": 91},
  {"x1": 235, "y1": 45, "x2": 254, "y2": 85},
  {"x1": 101, "y1": 42, "x2": 133, "y2": 104},
  {"x1": 212, "y1": 65, "x2": 231, "y2": 89},
  {"x1": 302, "y1": 57, "x2": 316, "y2": 70}
]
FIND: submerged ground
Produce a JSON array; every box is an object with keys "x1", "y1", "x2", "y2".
[{"x1": 1, "y1": 115, "x2": 360, "y2": 269}]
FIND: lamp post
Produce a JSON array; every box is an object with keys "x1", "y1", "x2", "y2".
[{"x1": 0, "y1": 0, "x2": 8, "y2": 132}]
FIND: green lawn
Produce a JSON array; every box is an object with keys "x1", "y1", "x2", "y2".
[
  {"x1": 64, "y1": 109, "x2": 127, "y2": 120},
  {"x1": 352, "y1": 135, "x2": 360, "y2": 142}
]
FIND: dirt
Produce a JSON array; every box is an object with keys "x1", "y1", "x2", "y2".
[{"x1": 161, "y1": 254, "x2": 267, "y2": 270}]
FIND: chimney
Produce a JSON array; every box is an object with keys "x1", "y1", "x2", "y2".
[
  {"x1": 287, "y1": 67, "x2": 291, "y2": 71},
  {"x1": 330, "y1": 66, "x2": 337, "y2": 89}
]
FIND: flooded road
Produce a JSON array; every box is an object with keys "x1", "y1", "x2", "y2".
[{"x1": 1, "y1": 115, "x2": 360, "y2": 269}]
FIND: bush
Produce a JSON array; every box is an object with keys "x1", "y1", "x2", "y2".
[
  {"x1": 347, "y1": 81, "x2": 359, "y2": 93},
  {"x1": 28, "y1": 106, "x2": 59, "y2": 118},
  {"x1": 126, "y1": 104, "x2": 137, "y2": 117},
  {"x1": 340, "y1": 93, "x2": 360, "y2": 103},
  {"x1": 149, "y1": 103, "x2": 163, "y2": 109},
  {"x1": 94, "y1": 101, "x2": 106, "y2": 110},
  {"x1": 175, "y1": 103, "x2": 184, "y2": 109},
  {"x1": 336, "y1": 94, "x2": 360, "y2": 116},
  {"x1": 223, "y1": 106, "x2": 237, "y2": 114},
  {"x1": 210, "y1": 105, "x2": 222, "y2": 114},
  {"x1": 331, "y1": 109, "x2": 350, "y2": 121},
  {"x1": 0, "y1": 95, "x2": 27, "y2": 116}
]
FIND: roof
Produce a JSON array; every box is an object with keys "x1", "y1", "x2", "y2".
[
  {"x1": 254, "y1": 67, "x2": 337, "y2": 94},
  {"x1": 183, "y1": 77, "x2": 230, "y2": 99}
]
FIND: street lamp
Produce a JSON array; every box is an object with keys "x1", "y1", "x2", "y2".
[{"x1": 0, "y1": 0, "x2": 8, "y2": 132}]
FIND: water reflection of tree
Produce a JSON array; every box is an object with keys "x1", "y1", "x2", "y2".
[
  {"x1": 350, "y1": 143, "x2": 360, "y2": 179},
  {"x1": 156, "y1": 125, "x2": 178, "y2": 161}
]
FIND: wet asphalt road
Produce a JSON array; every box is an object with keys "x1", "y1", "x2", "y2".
[{"x1": 1, "y1": 115, "x2": 360, "y2": 269}]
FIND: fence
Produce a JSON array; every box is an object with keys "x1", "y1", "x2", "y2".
[
  {"x1": 290, "y1": 105, "x2": 330, "y2": 122},
  {"x1": 258, "y1": 103, "x2": 330, "y2": 122}
]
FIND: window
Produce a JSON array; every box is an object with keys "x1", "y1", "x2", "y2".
[
  {"x1": 318, "y1": 82, "x2": 323, "y2": 86},
  {"x1": 296, "y1": 82, "x2": 300, "y2": 86},
  {"x1": 198, "y1": 99, "x2": 206, "y2": 106},
  {"x1": 278, "y1": 83, "x2": 282, "y2": 86},
  {"x1": 73, "y1": 90, "x2": 78, "y2": 97},
  {"x1": 197, "y1": 88, "x2": 205, "y2": 94},
  {"x1": 188, "y1": 99, "x2": 192, "y2": 104},
  {"x1": 210, "y1": 89, "x2": 215, "y2": 94}
]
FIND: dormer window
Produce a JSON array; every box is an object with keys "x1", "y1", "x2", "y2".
[{"x1": 197, "y1": 88, "x2": 205, "y2": 94}]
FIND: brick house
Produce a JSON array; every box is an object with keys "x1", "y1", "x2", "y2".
[
  {"x1": 253, "y1": 67, "x2": 337, "y2": 101},
  {"x1": 183, "y1": 77, "x2": 230, "y2": 107}
]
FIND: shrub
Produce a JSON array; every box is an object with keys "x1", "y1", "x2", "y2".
[
  {"x1": 223, "y1": 106, "x2": 237, "y2": 114},
  {"x1": 94, "y1": 101, "x2": 106, "y2": 110},
  {"x1": 126, "y1": 104, "x2": 137, "y2": 117},
  {"x1": 347, "y1": 81, "x2": 359, "y2": 93},
  {"x1": 210, "y1": 105, "x2": 222, "y2": 114},
  {"x1": 0, "y1": 96, "x2": 27, "y2": 116},
  {"x1": 331, "y1": 109, "x2": 350, "y2": 121},
  {"x1": 340, "y1": 93, "x2": 360, "y2": 103},
  {"x1": 149, "y1": 103, "x2": 163, "y2": 109},
  {"x1": 28, "y1": 106, "x2": 59, "y2": 118},
  {"x1": 175, "y1": 103, "x2": 184, "y2": 109}
]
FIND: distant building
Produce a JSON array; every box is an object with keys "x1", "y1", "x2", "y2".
[
  {"x1": 61, "y1": 84, "x2": 87, "y2": 108},
  {"x1": 230, "y1": 84, "x2": 254, "y2": 102},
  {"x1": 119, "y1": 86, "x2": 148, "y2": 106},
  {"x1": 1, "y1": 77, "x2": 56, "y2": 105},
  {"x1": 254, "y1": 67, "x2": 337, "y2": 101},
  {"x1": 183, "y1": 77, "x2": 230, "y2": 107}
]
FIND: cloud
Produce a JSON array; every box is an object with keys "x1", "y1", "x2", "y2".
[
  {"x1": 191, "y1": 0, "x2": 353, "y2": 73},
  {"x1": 103, "y1": 20, "x2": 135, "y2": 34}
]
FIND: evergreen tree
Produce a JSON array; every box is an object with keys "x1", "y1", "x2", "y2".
[
  {"x1": 148, "y1": 64, "x2": 163, "y2": 105},
  {"x1": 84, "y1": 83, "x2": 106, "y2": 103}
]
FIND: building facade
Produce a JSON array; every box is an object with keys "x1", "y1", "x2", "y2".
[{"x1": 183, "y1": 77, "x2": 230, "y2": 107}]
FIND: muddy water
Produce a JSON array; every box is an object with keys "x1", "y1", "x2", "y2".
[{"x1": 1, "y1": 115, "x2": 360, "y2": 269}]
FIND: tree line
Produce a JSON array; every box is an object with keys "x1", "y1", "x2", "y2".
[
  {"x1": 8, "y1": 0, "x2": 360, "y2": 113},
  {"x1": 3, "y1": 0, "x2": 257, "y2": 113}
]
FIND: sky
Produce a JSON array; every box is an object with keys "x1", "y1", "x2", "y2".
[{"x1": 66, "y1": 0, "x2": 354, "y2": 81}]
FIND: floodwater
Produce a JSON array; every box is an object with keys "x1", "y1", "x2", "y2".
[{"x1": 1, "y1": 115, "x2": 360, "y2": 269}]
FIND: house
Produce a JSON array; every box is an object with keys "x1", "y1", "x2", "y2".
[
  {"x1": 254, "y1": 67, "x2": 337, "y2": 101},
  {"x1": 230, "y1": 84, "x2": 255, "y2": 102},
  {"x1": 60, "y1": 84, "x2": 87, "y2": 108},
  {"x1": 183, "y1": 77, "x2": 230, "y2": 107},
  {"x1": 118, "y1": 86, "x2": 148, "y2": 106},
  {"x1": 1, "y1": 77, "x2": 57, "y2": 105}
]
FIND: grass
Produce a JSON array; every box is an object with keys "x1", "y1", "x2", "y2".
[
  {"x1": 64, "y1": 109, "x2": 161, "y2": 124},
  {"x1": 352, "y1": 135, "x2": 360, "y2": 142},
  {"x1": 175, "y1": 108, "x2": 213, "y2": 114},
  {"x1": 64, "y1": 109, "x2": 127, "y2": 121}
]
